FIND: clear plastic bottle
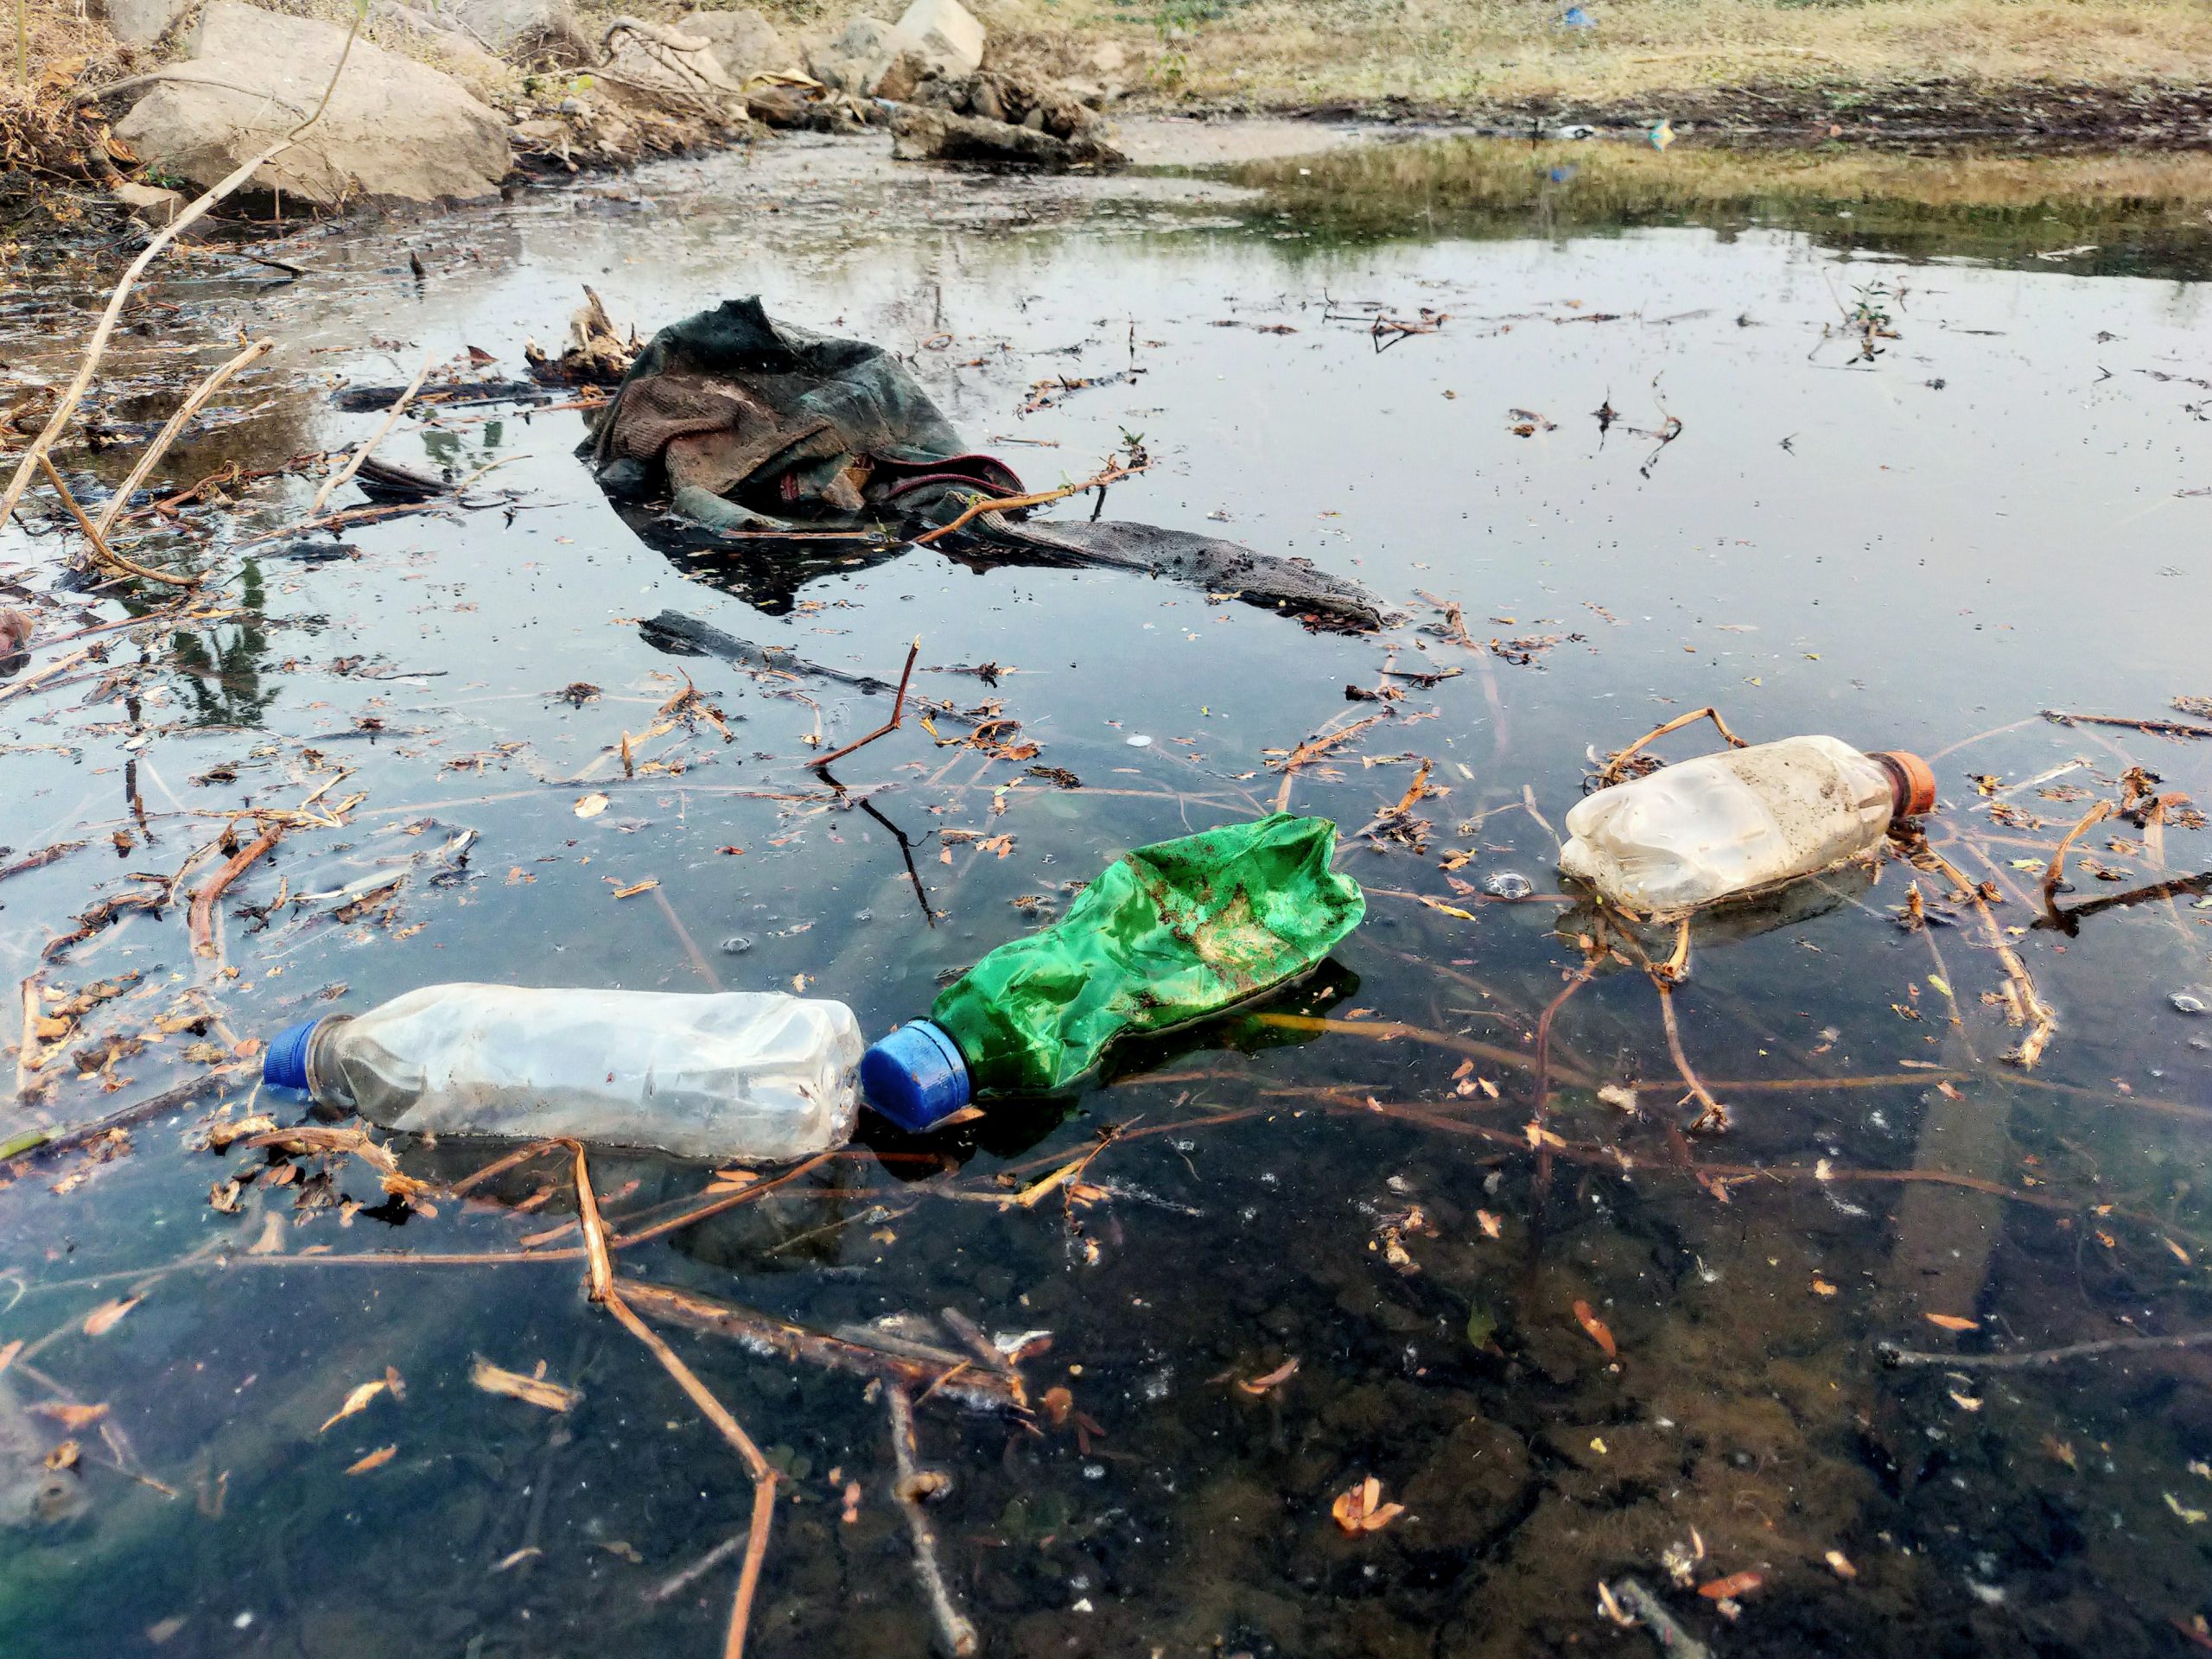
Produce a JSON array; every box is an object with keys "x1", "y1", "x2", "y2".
[
  {"x1": 1558, "y1": 736, "x2": 1935, "y2": 916},
  {"x1": 262, "y1": 985, "x2": 862, "y2": 1162}
]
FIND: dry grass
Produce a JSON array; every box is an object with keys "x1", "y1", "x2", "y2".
[{"x1": 983, "y1": 0, "x2": 2212, "y2": 110}]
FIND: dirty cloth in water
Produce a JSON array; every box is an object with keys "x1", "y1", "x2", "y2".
[{"x1": 582, "y1": 297, "x2": 1390, "y2": 630}]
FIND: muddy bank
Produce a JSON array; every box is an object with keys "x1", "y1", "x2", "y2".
[{"x1": 1265, "y1": 76, "x2": 2212, "y2": 151}]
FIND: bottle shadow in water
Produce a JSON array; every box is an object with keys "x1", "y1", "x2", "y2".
[{"x1": 1554, "y1": 863, "x2": 1878, "y2": 970}]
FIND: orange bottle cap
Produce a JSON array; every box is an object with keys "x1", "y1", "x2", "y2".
[{"x1": 1871, "y1": 750, "x2": 1936, "y2": 818}]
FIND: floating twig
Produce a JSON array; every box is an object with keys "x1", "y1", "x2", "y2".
[
  {"x1": 1591, "y1": 706, "x2": 1747, "y2": 791},
  {"x1": 92, "y1": 339, "x2": 277, "y2": 538},
  {"x1": 1879, "y1": 1326, "x2": 2212, "y2": 1370},
  {"x1": 911, "y1": 458, "x2": 1148, "y2": 547},
  {"x1": 309, "y1": 353, "x2": 434, "y2": 519},
  {"x1": 886, "y1": 1384, "x2": 979, "y2": 1657},
  {"x1": 811, "y1": 640, "x2": 919, "y2": 770},
  {"x1": 189, "y1": 826, "x2": 283, "y2": 958}
]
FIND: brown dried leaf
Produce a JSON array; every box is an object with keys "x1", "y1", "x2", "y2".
[
  {"x1": 31, "y1": 1402, "x2": 107, "y2": 1431},
  {"x1": 43, "y1": 1440, "x2": 78, "y2": 1471},
  {"x1": 1573, "y1": 1299, "x2": 1617, "y2": 1358},
  {"x1": 318, "y1": 1378, "x2": 387, "y2": 1434},
  {"x1": 1331, "y1": 1474, "x2": 1406, "y2": 1534},
  {"x1": 1237, "y1": 1357, "x2": 1300, "y2": 1395},
  {"x1": 1924, "y1": 1313, "x2": 1980, "y2": 1332},
  {"x1": 1700, "y1": 1571, "x2": 1763, "y2": 1600},
  {"x1": 470, "y1": 1355, "x2": 579, "y2": 1412},
  {"x1": 346, "y1": 1445, "x2": 397, "y2": 1475},
  {"x1": 81, "y1": 1295, "x2": 140, "y2": 1336},
  {"x1": 1476, "y1": 1210, "x2": 1503, "y2": 1239}
]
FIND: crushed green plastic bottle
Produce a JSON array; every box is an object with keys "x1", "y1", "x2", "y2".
[{"x1": 933, "y1": 812, "x2": 1365, "y2": 1095}]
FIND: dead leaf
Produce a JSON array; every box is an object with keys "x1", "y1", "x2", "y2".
[
  {"x1": 607, "y1": 878, "x2": 658, "y2": 899},
  {"x1": 1825, "y1": 1549, "x2": 1857, "y2": 1580},
  {"x1": 1948, "y1": 1389, "x2": 1983, "y2": 1411},
  {"x1": 0, "y1": 1339, "x2": 19, "y2": 1375},
  {"x1": 247, "y1": 1211, "x2": 287, "y2": 1255},
  {"x1": 1573, "y1": 1299, "x2": 1617, "y2": 1358},
  {"x1": 1924, "y1": 1313, "x2": 1980, "y2": 1332},
  {"x1": 1238, "y1": 1357, "x2": 1300, "y2": 1395},
  {"x1": 319, "y1": 1378, "x2": 388, "y2": 1434},
  {"x1": 1477, "y1": 1211, "x2": 1503, "y2": 1239},
  {"x1": 31, "y1": 1402, "x2": 107, "y2": 1431},
  {"x1": 81, "y1": 1296, "x2": 140, "y2": 1337},
  {"x1": 1330, "y1": 1474, "x2": 1406, "y2": 1535},
  {"x1": 346, "y1": 1445, "x2": 397, "y2": 1475},
  {"x1": 574, "y1": 793, "x2": 609, "y2": 818},
  {"x1": 1700, "y1": 1571, "x2": 1763, "y2": 1600},
  {"x1": 471, "y1": 1355, "x2": 579, "y2": 1412},
  {"x1": 43, "y1": 1440, "x2": 78, "y2": 1471},
  {"x1": 1039, "y1": 1385, "x2": 1073, "y2": 1427},
  {"x1": 1810, "y1": 1278, "x2": 1838, "y2": 1297}
]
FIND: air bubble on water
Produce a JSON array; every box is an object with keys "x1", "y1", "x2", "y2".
[
  {"x1": 2171, "y1": 989, "x2": 2209, "y2": 1015},
  {"x1": 1484, "y1": 871, "x2": 1535, "y2": 899},
  {"x1": 721, "y1": 936, "x2": 753, "y2": 955}
]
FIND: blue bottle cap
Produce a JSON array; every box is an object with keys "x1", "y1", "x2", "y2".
[
  {"x1": 861, "y1": 1020, "x2": 972, "y2": 1134},
  {"x1": 263, "y1": 1017, "x2": 328, "y2": 1093}
]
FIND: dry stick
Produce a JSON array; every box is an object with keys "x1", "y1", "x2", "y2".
[
  {"x1": 811, "y1": 639, "x2": 919, "y2": 770},
  {"x1": 13, "y1": 974, "x2": 40, "y2": 1104},
  {"x1": 1880, "y1": 1326, "x2": 2212, "y2": 1370},
  {"x1": 1918, "y1": 839, "x2": 2056, "y2": 1069},
  {"x1": 1655, "y1": 980, "x2": 1730, "y2": 1133},
  {"x1": 2040, "y1": 798, "x2": 2114, "y2": 925},
  {"x1": 2043, "y1": 709, "x2": 2212, "y2": 740},
  {"x1": 910, "y1": 459, "x2": 1147, "y2": 547},
  {"x1": 572, "y1": 1149, "x2": 777, "y2": 1659},
  {"x1": 610, "y1": 1150, "x2": 836, "y2": 1249},
  {"x1": 885, "y1": 1384, "x2": 980, "y2": 1657},
  {"x1": 1592, "y1": 704, "x2": 1748, "y2": 789},
  {"x1": 35, "y1": 456, "x2": 198, "y2": 588},
  {"x1": 447, "y1": 1138, "x2": 567, "y2": 1197},
  {"x1": 308, "y1": 353, "x2": 435, "y2": 518},
  {"x1": 1252, "y1": 1011, "x2": 1594, "y2": 1088},
  {"x1": 188, "y1": 826, "x2": 282, "y2": 958},
  {"x1": 0, "y1": 9, "x2": 361, "y2": 525},
  {"x1": 92, "y1": 339, "x2": 277, "y2": 538}
]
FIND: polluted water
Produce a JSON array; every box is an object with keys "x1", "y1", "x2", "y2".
[{"x1": 3, "y1": 130, "x2": 2212, "y2": 1657}]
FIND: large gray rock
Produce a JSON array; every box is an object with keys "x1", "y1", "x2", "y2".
[
  {"x1": 432, "y1": 0, "x2": 591, "y2": 60},
  {"x1": 893, "y1": 0, "x2": 982, "y2": 76},
  {"x1": 114, "y1": 3, "x2": 512, "y2": 208},
  {"x1": 801, "y1": 16, "x2": 909, "y2": 96},
  {"x1": 97, "y1": 0, "x2": 192, "y2": 46},
  {"x1": 673, "y1": 8, "x2": 797, "y2": 79}
]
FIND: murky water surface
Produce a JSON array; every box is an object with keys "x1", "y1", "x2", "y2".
[{"x1": 4, "y1": 131, "x2": 2212, "y2": 1657}]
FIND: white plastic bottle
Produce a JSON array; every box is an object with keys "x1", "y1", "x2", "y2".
[
  {"x1": 262, "y1": 985, "x2": 863, "y2": 1162},
  {"x1": 1558, "y1": 736, "x2": 1935, "y2": 915}
]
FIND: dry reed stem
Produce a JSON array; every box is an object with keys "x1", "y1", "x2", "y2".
[
  {"x1": 188, "y1": 825, "x2": 281, "y2": 959},
  {"x1": 811, "y1": 639, "x2": 919, "y2": 769},
  {"x1": 35, "y1": 455, "x2": 197, "y2": 587},
  {"x1": 308, "y1": 353, "x2": 434, "y2": 518},
  {"x1": 92, "y1": 339, "x2": 276, "y2": 537},
  {"x1": 2040, "y1": 798, "x2": 2115, "y2": 924},
  {"x1": 572, "y1": 1147, "x2": 777, "y2": 1659},
  {"x1": 0, "y1": 10, "x2": 360, "y2": 524},
  {"x1": 1655, "y1": 980, "x2": 1729, "y2": 1133},
  {"x1": 910, "y1": 458, "x2": 1147, "y2": 547},
  {"x1": 886, "y1": 1384, "x2": 979, "y2": 1656},
  {"x1": 1592, "y1": 705, "x2": 1748, "y2": 789}
]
